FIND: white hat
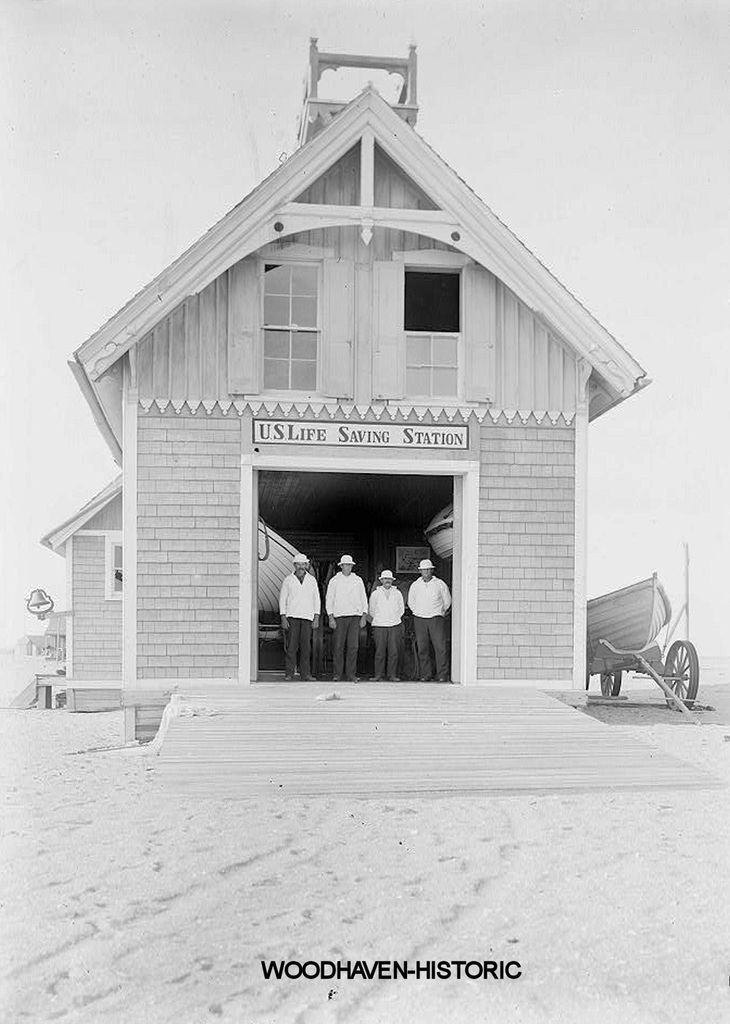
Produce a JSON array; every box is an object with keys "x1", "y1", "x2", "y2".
[
  {"x1": 418, "y1": 558, "x2": 435, "y2": 570},
  {"x1": 379, "y1": 569, "x2": 395, "y2": 581},
  {"x1": 338, "y1": 554, "x2": 355, "y2": 566},
  {"x1": 293, "y1": 553, "x2": 309, "y2": 564}
]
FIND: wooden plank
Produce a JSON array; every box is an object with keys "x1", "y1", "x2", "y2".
[
  {"x1": 199, "y1": 281, "x2": 218, "y2": 399},
  {"x1": 155, "y1": 686, "x2": 722, "y2": 797},
  {"x1": 151, "y1": 323, "x2": 170, "y2": 398},
  {"x1": 169, "y1": 304, "x2": 187, "y2": 399},
  {"x1": 184, "y1": 296, "x2": 201, "y2": 398},
  {"x1": 216, "y1": 274, "x2": 228, "y2": 398}
]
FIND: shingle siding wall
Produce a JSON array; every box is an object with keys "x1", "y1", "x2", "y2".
[
  {"x1": 137, "y1": 411, "x2": 241, "y2": 679},
  {"x1": 477, "y1": 421, "x2": 575, "y2": 680},
  {"x1": 72, "y1": 535, "x2": 122, "y2": 679}
]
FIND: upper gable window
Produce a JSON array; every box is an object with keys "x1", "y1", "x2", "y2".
[
  {"x1": 263, "y1": 263, "x2": 319, "y2": 391},
  {"x1": 404, "y1": 270, "x2": 460, "y2": 398},
  {"x1": 404, "y1": 271, "x2": 460, "y2": 333}
]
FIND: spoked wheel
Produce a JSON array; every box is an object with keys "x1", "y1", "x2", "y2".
[
  {"x1": 663, "y1": 640, "x2": 700, "y2": 709},
  {"x1": 600, "y1": 670, "x2": 623, "y2": 697}
]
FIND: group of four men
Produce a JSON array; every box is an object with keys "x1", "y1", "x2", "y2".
[{"x1": 278, "y1": 553, "x2": 452, "y2": 682}]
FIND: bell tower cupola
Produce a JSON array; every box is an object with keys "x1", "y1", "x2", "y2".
[{"x1": 298, "y1": 38, "x2": 418, "y2": 146}]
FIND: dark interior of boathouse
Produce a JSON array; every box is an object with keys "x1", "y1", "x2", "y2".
[{"x1": 256, "y1": 471, "x2": 453, "y2": 679}]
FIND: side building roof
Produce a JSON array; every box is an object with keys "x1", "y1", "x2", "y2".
[{"x1": 41, "y1": 476, "x2": 123, "y2": 555}]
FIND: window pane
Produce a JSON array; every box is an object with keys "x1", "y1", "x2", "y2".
[
  {"x1": 264, "y1": 294, "x2": 290, "y2": 326},
  {"x1": 112, "y1": 546, "x2": 123, "y2": 592},
  {"x1": 264, "y1": 330, "x2": 290, "y2": 358},
  {"x1": 432, "y1": 368, "x2": 458, "y2": 395},
  {"x1": 291, "y1": 264, "x2": 317, "y2": 296},
  {"x1": 406, "y1": 335, "x2": 431, "y2": 366},
  {"x1": 264, "y1": 264, "x2": 290, "y2": 295},
  {"x1": 291, "y1": 333, "x2": 317, "y2": 360},
  {"x1": 432, "y1": 335, "x2": 458, "y2": 365},
  {"x1": 264, "y1": 358, "x2": 289, "y2": 389},
  {"x1": 291, "y1": 296, "x2": 317, "y2": 329},
  {"x1": 291, "y1": 360, "x2": 317, "y2": 390},
  {"x1": 404, "y1": 271, "x2": 460, "y2": 332},
  {"x1": 406, "y1": 366, "x2": 431, "y2": 395}
]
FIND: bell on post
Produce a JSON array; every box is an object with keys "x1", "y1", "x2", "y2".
[{"x1": 26, "y1": 588, "x2": 54, "y2": 619}]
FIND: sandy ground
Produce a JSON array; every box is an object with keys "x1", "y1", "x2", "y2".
[{"x1": 1, "y1": 681, "x2": 729, "y2": 1024}]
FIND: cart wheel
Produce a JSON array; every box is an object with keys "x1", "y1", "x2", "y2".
[
  {"x1": 600, "y1": 671, "x2": 622, "y2": 697},
  {"x1": 664, "y1": 640, "x2": 700, "y2": 709}
]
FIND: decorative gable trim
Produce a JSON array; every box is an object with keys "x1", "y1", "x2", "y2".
[{"x1": 73, "y1": 86, "x2": 645, "y2": 444}]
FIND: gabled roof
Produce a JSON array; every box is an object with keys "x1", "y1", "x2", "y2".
[
  {"x1": 73, "y1": 85, "x2": 647, "y2": 430},
  {"x1": 41, "y1": 476, "x2": 122, "y2": 554}
]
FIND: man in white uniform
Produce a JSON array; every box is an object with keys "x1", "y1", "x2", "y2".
[
  {"x1": 279, "y1": 553, "x2": 320, "y2": 680},
  {"x1": 325, "y1": 554, "x2": 368, "y2": 681},
  {"x1": 368, "y1": 569, "x2": 404, "y2": 681},
  {"x1": 407, "y1": 558, "x2": 452, "y2": 682}
]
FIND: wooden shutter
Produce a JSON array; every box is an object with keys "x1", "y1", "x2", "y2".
[
  {"x1": 320, "y1": 258, "x2": 354, "y2": 398},
  {"x1": 463, "y1": 263, "x2": 496, "y2": 403},
  {"x1": 227, "y1": 258, "x2": 260, "y2": 394},
  {"x1": 372, "y1": 261, "x2": 405, "y2": 400}
]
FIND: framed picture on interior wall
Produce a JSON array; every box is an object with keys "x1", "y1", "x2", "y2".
[{"x1": 395, "y1": 546, "x2": 432, "y2": 574}]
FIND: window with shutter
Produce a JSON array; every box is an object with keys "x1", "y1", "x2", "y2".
[
  {"x1": 262, "y1": 263, "x2": 319, "y2": 392},
  {"x1": 403, "y1": 270, "x2": 460, "y2": 400}
]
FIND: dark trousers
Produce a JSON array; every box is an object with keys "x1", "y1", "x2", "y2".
[
  {"x1": 372, "y1": 625, "x2": 400, "y2": 680},
  {"x1": 285, "y1": 617, "x2": 312, "y2": 678},
  {"x1": 413, "y1": 615, "x2": 448, "y2": 680},
  {"x1": 333, "y1": 615, "x2": 360, "y2": 679}
]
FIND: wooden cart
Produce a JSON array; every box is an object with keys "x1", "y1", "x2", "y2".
[{"x1": 586, "y1": 573, "x2": 700, "y2": 711}]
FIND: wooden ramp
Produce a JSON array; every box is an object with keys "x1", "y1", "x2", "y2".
[{"x1": 155, "y1": 684, "x2": 722, "y2": 798}]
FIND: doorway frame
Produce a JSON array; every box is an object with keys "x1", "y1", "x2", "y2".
[{"x1": 240, "y1": 452, "x2": 480, "y2": 685}]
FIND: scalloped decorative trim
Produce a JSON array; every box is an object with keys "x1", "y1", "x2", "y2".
[{"x1": 136, "y1": 398, "x2": 576, "y2": 426}]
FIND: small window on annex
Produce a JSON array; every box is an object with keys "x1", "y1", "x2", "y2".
[
  {"x1": 404, "y1": 271, "x2": 460, "y2": 398},
  {"x1": 105, "y1": 538, "x2": 123, "y2": 600},
  {"x1": 263, "y1": 263, "x2": 318, "y2": 391}
]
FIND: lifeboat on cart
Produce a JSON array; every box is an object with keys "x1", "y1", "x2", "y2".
[{"x1": 424, "y1": 503, "x2": 454, "y2": 560}]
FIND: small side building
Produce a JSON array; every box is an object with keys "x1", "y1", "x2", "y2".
[{"x1": 41, "y1": 477, "x2": 123, "y2": 707}]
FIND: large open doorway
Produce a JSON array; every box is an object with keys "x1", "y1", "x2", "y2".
[{"x1": 255, "y1": 471, "x2": 454, "y2": 682}]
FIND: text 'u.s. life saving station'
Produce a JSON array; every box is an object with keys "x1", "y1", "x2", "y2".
[{"x1": 252, "y1": 419, "x2": 470, "y2": 450}]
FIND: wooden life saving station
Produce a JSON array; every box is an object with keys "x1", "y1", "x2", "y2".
[{"x1": 52, "y1": 41, "x2": 652, "y2": 742}]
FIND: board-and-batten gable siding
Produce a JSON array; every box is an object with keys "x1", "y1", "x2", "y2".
[
  {"x1": 294, "y1": 142, "x2": 439, "y2": 212},
  {"x1": 133, "y1": 240, "x2": 577, "y2": 412},
  {"x1": 136, "y1": 410, "x2": 240, "y2": 679},
  {"x1": 71, "y1": 534, "x2": 122, "y2": 679},
  {"x1": 82, "y1": 493, "x2": 123, "y2": 531},
  {"x1": 477, "y1": 419, "x2": 575, "y2": 680},
  {"x1": 134, "y1": 232, "x2": 448, "y2": 404}
]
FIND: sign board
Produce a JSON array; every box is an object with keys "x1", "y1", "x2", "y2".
[
  {"x1": 253, "y1": 419, "x2": 469, "y2": 450},
  {"x1": 395, "y1": 546, "x2": 433, "y2": 573}
]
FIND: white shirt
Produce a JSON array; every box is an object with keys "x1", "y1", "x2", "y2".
[
  {"x1": 369, "y1": 586, "x2": 405, "y2": 627},
  {"x1": 279, "y1": 572, "x2": 321, "y2": 621},
  {"x1": 407, "y1": 576, "x2": 452, "y2": 618},
  {"x1": 325, "y1": 572, "x2": 368, "y2": 617}
]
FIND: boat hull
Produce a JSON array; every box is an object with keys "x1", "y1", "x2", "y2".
[
  {"x1": 586, "y1": 573, "x2": 672, "y2": 673},
  {"x1": 257, "y1": 520, "x2": 300, "y2": 615},
  {"x1": 424, "y1": 503, "x2": 454, "y2": 560}
]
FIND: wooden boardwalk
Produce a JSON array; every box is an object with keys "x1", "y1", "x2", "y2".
[{"x1": 154, "y1": 684, "x2": 722, "y2": 798}]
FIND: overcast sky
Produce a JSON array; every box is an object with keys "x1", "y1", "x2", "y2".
[{"x1": 1, "y1": 0, "x2": 728, "y2": 656}]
